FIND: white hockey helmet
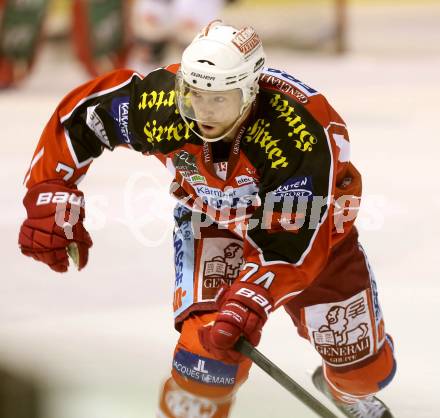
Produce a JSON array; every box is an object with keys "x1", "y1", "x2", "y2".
[{"x1": 176, "y1": 20, "x2": 266, "y2": 142}]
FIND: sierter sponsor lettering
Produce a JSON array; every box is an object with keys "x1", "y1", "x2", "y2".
[
  {"x1": 144, "y1": 120, "x2": 194, "y2": 143},
  {"x1": 244, "y1": 118, "x2": 289, "y2": 168},
  {"x1": 138, "y1": 90, "x2": 175, "y2": 111},
  {"x1": 270, "y1": 94, "x2": 318, "y2": 152}
]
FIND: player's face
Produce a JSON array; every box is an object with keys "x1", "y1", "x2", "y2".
[{"x1": 189, "y1": 88, "x2": 243, "y2": 139}]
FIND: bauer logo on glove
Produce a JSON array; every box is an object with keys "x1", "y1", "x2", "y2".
[
  {"x1": 36, "y1": 191, "x2": 85, "y2": 206},
  {"x1": 198, "y1": 283, "x2": 273, "y2": 363},
  {"x1": 18, "y1": 180, "x2": 92, "y2": 273}
]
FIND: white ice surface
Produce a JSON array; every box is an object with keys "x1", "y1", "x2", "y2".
[{"x1": 1, "y1": 4, "x2": 440, "y2": 417}]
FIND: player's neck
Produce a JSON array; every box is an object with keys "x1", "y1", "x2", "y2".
[{"x1": 222, "y1": 106, "x2": 252, "y2": 143}]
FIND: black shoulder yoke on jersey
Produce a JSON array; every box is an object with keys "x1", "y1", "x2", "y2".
[
  {"x1": 61, "y1": 67, "x2": 202, "y2": 163},
  {"x1": 60, "y1": 65, "x2": 333, "y2": 266},
  {"x1": 130, "y1": 68, "x2": 203, "y2": 155},
  {"x1": 242, "y1": 79, "x2": 333, "y2": 265}
]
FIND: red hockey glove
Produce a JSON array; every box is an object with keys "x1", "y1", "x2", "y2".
[
  {"x1": 198, "y1": 282, "x2": 273, "y2": 363},
  {"x1": 18, "y1": 180, "x2": 92, "y2": 272}
]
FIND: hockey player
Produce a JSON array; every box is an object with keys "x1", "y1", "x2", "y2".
[{"x1": 18, "y1": 20, "x2": 396, "y2": 418}]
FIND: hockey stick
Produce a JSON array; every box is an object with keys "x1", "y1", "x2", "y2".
[
  {"x1": 67, "y1": 242, "x2": 80, "y2": 270},
  {"x1": 66, "y1": 246, "x2": 336, "y2": 416},
  {"x1": 234, "y1": 337, "x2": 338, "y2": 418}
]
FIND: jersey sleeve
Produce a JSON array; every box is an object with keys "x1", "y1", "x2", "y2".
[
  {"x1": 23, "y1": 69, "x2": 150, "y2": 189},
  {"x1": 236, "y1": 91, "x2": 361, "y2": 310}
]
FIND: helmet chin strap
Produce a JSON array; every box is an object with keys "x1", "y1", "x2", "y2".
[{"x1": 182, "y1": 101, "x2": 253, "y2": 143}]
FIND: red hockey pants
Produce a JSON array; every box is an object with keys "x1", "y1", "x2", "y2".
[{"x1": 158, "y1": 226, "x2": 396, "y2": 417}]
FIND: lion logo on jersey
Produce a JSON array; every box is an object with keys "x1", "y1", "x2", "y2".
[
  {"x1": 221, "y1": 243, "x2": 243, "y2": 278},
  {"x1": 202, "y1": 242, "x2": 244, "y2": 300},
  {"x1": 317, "y1": 299, "x2": 369, "y2": 346},
  {"x1": 204, "y1": 243, "x2": 243, "y2": 280}
]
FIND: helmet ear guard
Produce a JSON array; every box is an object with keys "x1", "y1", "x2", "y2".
[{"x1": 176, "y1": 20, "x2": 266, "y2": 142}]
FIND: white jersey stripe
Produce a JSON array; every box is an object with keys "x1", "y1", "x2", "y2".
[
  {"x1": 59, "y1": 72, "x2": 142, "y2": 124},
  {"x1": 23, "y1": 147, "x2": 45, "y2": 186}
]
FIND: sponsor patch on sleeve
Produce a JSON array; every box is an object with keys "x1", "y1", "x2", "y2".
[
  {"x1": 110, "y1": 96, "x2": 132, "y2": 144},
  {"x1": 264, "y1": 68, "x2": 319, "y2": 96},
  {"x1": 173, "y1": 349, "x2": 238, "y2": 386},
  {"x1": 86, "y1": 105, "x2": 110, "y2": 147}
]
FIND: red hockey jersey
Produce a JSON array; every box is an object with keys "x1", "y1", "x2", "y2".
[{"x1": 23, "y1": 64, "x2": 361, "y2": 310}]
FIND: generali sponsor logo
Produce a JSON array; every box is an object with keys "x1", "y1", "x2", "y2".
[
  {"x1": 202, "y1": 242, "x2": 243, "y2": 300},
  {"x1": 260, "y1": 73, "x2": 309, "y2": 104},
  {"x1": 265, "y1": 68, "x2": 319, "y2": 96},
  {"x1": 306, "y1": 291, "x2": 374, "y2": 366}
]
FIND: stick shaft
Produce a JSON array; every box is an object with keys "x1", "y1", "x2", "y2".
[{"x1": 234, "y1": 337, "x2": 338, "y2": 418}]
